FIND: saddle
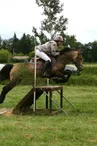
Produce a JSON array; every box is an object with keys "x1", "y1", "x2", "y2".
[{"x1": 30, "y1": 57, "x2": 56, "y2": 71}]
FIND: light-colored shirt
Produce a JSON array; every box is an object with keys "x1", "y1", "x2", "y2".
[{"x1": 36, "y1": 41, "x2": 59, "y2": 56}]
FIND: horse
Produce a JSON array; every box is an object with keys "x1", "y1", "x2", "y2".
[{"x1": 0, "y1": 47, "x2": 83, "y2": 104}]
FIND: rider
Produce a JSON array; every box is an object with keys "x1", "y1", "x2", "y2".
[{"x1": 35, "y1": 34, "x2": 63, "y2": 77}]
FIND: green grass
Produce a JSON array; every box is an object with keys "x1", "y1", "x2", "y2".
[
  {"x1": 0, "y1": 63, "x2": 97, "y2": 146},
  {"x1": 0, "y1": 85, "x2": 97, "y2": 146}
]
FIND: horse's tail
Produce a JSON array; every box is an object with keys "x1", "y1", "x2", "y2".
[{"x1": 0, "y1": 64, "x2": 14, "y2": 81}]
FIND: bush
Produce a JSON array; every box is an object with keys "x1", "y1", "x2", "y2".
[
  {"x1": 14, "y1": 52, "x2": 25, "y2": 56},
  {"x1": 29, "y1": 51, "x2": 35, "y2": 59},
  {"x1": 11, "y1": 58, "x2": 26, "y2": 63},
  {"x1": 0, "y1": 49, "x2": 12, "y2": 63}
]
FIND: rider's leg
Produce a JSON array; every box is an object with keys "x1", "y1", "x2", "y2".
[
  {"x1": 36, "y1": 50, "x2": 51, "y2": 77},
  {"x1": 43, "y1": 60, "x2": 51, "y2": 77},
  {"x1": 36, "y1": 50, "x2": 50, "y2": 61}
]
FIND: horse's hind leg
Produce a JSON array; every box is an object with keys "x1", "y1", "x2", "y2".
[
  {"x1": 0, "y1": 64, "x2": 13, "y2": 81},
  {"x1": 0, "y1": 78, "x2": 21, "y2": 104}
]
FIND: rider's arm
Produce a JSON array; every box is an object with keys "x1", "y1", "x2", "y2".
[{"x1": 50, "y1": 42, "x2": 60, "y2": 56}]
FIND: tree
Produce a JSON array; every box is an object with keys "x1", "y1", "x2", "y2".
[
  {"x1": 90, "y1": 41, "x2": 97, "y2": 62},
  {"x1": 32, "y1": 27, "x2": 48, "y2": 44},
  {"x1": 34, "y1": 0, "x2": 68, "y2": 41},
  {"x1": 62, "y1": 34, "x2": 77, "y2": 48},
  {"x1": 0, "y1": 36, "x2": 2, "y2": 49},
  {"x1": 17, "y1": 33, "x2": 32, "y2": 54}
]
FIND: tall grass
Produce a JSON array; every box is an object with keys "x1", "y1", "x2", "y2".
[{"x1": 64, "y1": 63, "x2": 97, "y2": 86}]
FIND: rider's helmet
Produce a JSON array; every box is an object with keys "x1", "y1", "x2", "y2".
[{"x1": 54, "y1": 35, "x2": 63, "y2": 42}]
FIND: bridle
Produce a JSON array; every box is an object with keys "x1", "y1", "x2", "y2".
[{"x1": 73, "y1": 50, "x2": 83, "y2": 73}]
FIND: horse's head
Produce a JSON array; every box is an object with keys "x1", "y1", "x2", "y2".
[
  {"x1": 59, "y1": 47, "x2": 83, "y2": 74},
  {"x1": 72, "y1": 49, "x2": 83, "y2": 74}
]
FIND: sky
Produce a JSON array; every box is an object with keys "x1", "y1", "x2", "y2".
[{"x1": 0, "y1": 0, "x2": 97, "y2": 44}]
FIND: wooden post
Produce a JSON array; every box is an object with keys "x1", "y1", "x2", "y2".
[{"x1": 33, "y1": 46, "x2": 37, "y2": 112}]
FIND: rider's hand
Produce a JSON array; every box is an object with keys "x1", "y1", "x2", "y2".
[{"x1": 56, "y1": 52, "x2": 60, "y2": 55}]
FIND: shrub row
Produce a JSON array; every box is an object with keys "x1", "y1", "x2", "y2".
[{"x1": 0, "y1": 50, "x2": 35, "y2": 63}]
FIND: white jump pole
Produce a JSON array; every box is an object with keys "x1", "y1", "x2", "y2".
[{"x1": 33, "y1": 46, "x2": 37, "y2": 112}]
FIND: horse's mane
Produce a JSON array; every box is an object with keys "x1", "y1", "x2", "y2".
[{"x1": 60, "y1": 47, "x2": 78, "y2": 55}]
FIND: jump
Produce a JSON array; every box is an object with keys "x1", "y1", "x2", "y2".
[{"x1": 0, "y1": 47, "x2": 83, "y2": 104}]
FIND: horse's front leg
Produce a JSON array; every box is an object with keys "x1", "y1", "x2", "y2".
[
  {"x1": 52, "y1": 67, "x2": 72, "y2": 83},
  {"x1": 0, "y1": 78, "x2": 21, "y2": 104}
]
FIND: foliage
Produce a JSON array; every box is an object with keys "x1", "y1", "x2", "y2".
[
  {"x1": 14, "y1": 52, "x2": 25, "y2": 56},
  {"x1": 33, "y1": 0, "x2": 68, "y2": 44},
  {"x1": 36, "y1": 0, "x2": 68, "y2": 38},
  {"x1": 15, "y1": 33, "x2": 32, "y2": 54},
  {"x1": 29, "y1": 51, "x2": 35, "y2": 58},
  {"x1": 0, "y1": 34, "x2": 35, "y2": 55},
  {"x1": 11, "y1": 58, "x2": 27, "y2": 63},
  {"x1": 0, "y1": 0, "x2": 97, "y2": 62},
  {"x1": 0, "y1": 49, "x2": 12, "y2": 63},
  {"x1": 32, "y1": 27, "x2": 49, "y2": 44}
]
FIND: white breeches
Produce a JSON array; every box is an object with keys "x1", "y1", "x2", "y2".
[{"x1": 36, "y1": 49, "x2": 51, "y2": 62}]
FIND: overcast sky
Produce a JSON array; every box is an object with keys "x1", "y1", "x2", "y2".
[{"x1": 0, "y1": 0, "x2": 97, "y2": 44}]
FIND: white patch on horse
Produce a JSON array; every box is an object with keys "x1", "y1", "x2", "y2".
[
  {"x1": 64, "y1": 64, "x2": 77, "y2": 72},
  {"x1": 0, "y1": 64, "x2": 5, "y2": 71}
]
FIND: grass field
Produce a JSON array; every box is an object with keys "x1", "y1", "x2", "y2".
[
  {"x1": 0, "y1": 85, "x2": 97, "y2": 146},
  {"x1": 0, "y1": 63, "x2": 97, "y2": 146}
]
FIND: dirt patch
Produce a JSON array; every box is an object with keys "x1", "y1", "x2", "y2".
[{"x1": 0, "y1": 108, "x2": 13, "y2": 116}]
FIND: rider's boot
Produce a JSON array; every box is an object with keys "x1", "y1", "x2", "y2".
[{"x1": 43, "y1": 60, "x2": 51, "y2": 78}]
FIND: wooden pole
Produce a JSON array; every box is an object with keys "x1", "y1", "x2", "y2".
[
  {"x1": 47, "y1": 78, "x2": 50, "y2": 86},
  {"x1": 33, "y1": 46, "x2": 37, "y2": 112}
]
